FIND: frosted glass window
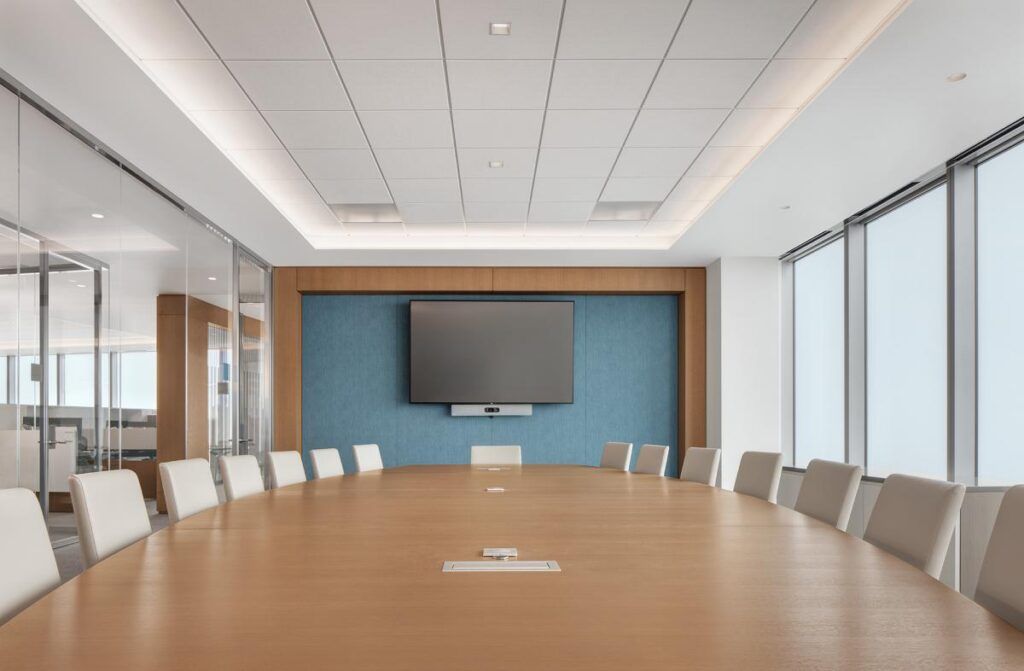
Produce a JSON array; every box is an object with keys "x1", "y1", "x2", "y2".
[
  {"x1": 978, "y1": 143, "x2": 1024, "y2": 485},
  {"x1": 120, "y1": 351, "x2": 156, "y2": 411},
  {"x1": 63, "y1": 353, "x2": 94, "y2": 407},
  {"x1": 794, "y1": 238, "x2": 846, "y2": 467},
  {"x1": 866, "y1": 185, "x2": 947, "y2": 479}
]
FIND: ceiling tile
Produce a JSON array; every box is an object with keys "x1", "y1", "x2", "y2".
[
  {"x1": 669, "y1": 0, "x2": 813, "y2": 59},
  {"x1": 446, "y1": 60, "x2": 552, "y2": 110},
  {"x1": 343, "y1": 221, "x2": 407, "y2": 235},
  {"x1": 666, "y1": 176, "x2": 731, "y2": 201},
  {"x1": 406, "y1": 222, "x2": 466, "y2": 236},
  {"x1": 686, "y1": 146, "x2": 760, "y2": 177},
  {"x1": 536, "y1": 148, "x2": 619, "y2": 178},
  {"x1": 710, "y1": 108, "x2": 796, "y2": 146},
  {"x1": 388, "y1": 179, "x2": 462, "y2": 203},
  {"x1": 528, "y1": 202, "x2": 595, "y2": 223},
  {"x1": 645, "y1": 59, "x2": 766, "y2": 109},
  {"x1": 264, "y1": 111, "x2": 366, "y2": 149},
  {"x1": 338, "y1": 60, "x2": 448, "y2": 110},
  {"x1": 311, "y1": 0, "x2": 441, "y2": 59},
  {"x1": 584, "y1": 220, "x2": 647, "y2": 236},
  {"x1": 612, "y1": 148, "x2": 700, "y2": 178},
  {"x1": 654, "y1": 199, "x2": 709, "y2": 222},
  {"x1": 453, "y1": 110, "x2": 543, "y2": 148},
  {"x1": 360, "y1": 111, "x2": 453, "y2": 148},
  {"x1": 558, "y1": 0, "x2": 687, "y2": 59},
  {"x1": 531, "y1": 178, "x2": 606, "y2": 202},
  {"x1": 740, "y1": 59, "x2": 843, "y2": 108},
  {"x1": 439, "y1": 0, "x2": 563, "y2": 59},
  {"x1": 467, "y1": 221, "x2": 527, "y2": 235},
  {"x1": 458, "y1": 148, "x2": 537, "y2": 178},
  {"x1": 291, "y1": 149, "x2": 381, "y2": 179},
  {"x1": 541, "y1": 110, "x2": 635, "y2": 148},
  {"x1": 626, "y1": 109, "x2": 730, "y2": 147},
  {"x1": 313, "y1": 179, "x2": 392, "y2": 204},
  {"x1": 189, "y1": 111, "x2": 281, "y2": 149},
  {"x1": 398, "y1": 202, "x2": 465, "y2": 223},
  {"x1": 179, "y1": 0, "x2": 328, "y2": 59},
  {"x1": 227, "y1": 61, "x2": 350, "y2": 111},
  {"x1": 226, "y1": 149, "x2": 305, "y2": 180},
  {"x1": 548, "y1": 60, "x2": 660, "y2": 109},
  {"x1": 778, "y1": 0, "x2": 904, "y2": 59},
  {"x1": 375, "y1": 148, "x2": 459, "y2": 179},
  {"x1": 465, "y1": 203, "x2": 529, "y2": 223},
  {"x1": 85, "y1": 0, "x2": 216, "y2": 59},
  {"x1": 600, "y1": 177, "x2": 678, "y2": 202},
  {"x1": 461, "y1": 179, "x2": 533, "y2": 202},
  {"x1": 144, "y1": 60, "x2": 253, "y2": 111},
  {"x1": 527, "y1": 222, "x2": 586, "y2": 236}
]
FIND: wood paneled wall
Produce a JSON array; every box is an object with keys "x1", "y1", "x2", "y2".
[{"x1": 272, "y1": 267, "x2": 706, "y2": 471}]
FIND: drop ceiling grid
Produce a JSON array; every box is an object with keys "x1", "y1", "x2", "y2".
[{"x1": 90, "y1": 0, "x2": 911, "y2": 247}]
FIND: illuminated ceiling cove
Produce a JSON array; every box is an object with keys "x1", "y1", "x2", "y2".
[{"x1": 76, "y1": 0, "x2": 907, "y2": 251}]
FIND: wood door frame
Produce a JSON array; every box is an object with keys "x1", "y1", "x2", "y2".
[{"x1": 272, "y1": 267, "x2": 705, "y2": 472}]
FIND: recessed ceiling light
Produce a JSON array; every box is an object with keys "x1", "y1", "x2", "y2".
[
  {"x1": 779, "y1": 205, "x2": 791, "y2": 210},
  {"x1": 489, "y1": 22, "x2": 511, "y2": 36},
  {"x1": 488, "y1": 160, "x2": 504, "y2": 169},
  {"x1": 90, "y1": 213, "x2": 104, "y2": 219},
  {"x1": 208, "y1": 276, "x2": 217, "y2": 281},
  {"x1": 76, "y1": 283, "x2": 87, "y2": 288},
  {"x1": 946, "y1": 72, "x2": 967, "y2": 83}
]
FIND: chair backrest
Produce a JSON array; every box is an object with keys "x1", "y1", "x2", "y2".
[
  {"x1": 679, "y1": 447, "x2": 720, "y2": 485},
  {"x1": 268, "y1": 451, "x2": 307, "y2": 489},
  {"x1": 794, "y1": 459, "x2": 863, "y2": 531},
  {"x1": 219, "y1": 454, "x2": 264, "y2": 502},
  {"x1": 69, "y1": 470, "x2": 152, "y2": 568},
  {"x1": 158, "y1": 458, "x2": 219, "y2": 524},
  {"x1": 599, "y1": 442, "x2": 633, "y2": 471},
  {"x1": 310, "y1": 448, "x2": 344, "y2": 479},
  {"x1": 733, "y1": 451, "x2": 783, "y2": 503},
  {"x1": 973, "y1": 485, "x2": 1024, "y2": 629},
  {"x1": 353, "y1": 444, "x2": 383, "y2": 473},
  {"x1": 634, "y1": 444, "x2": 669, "y2": 476},
  {"x1": 471, "y1": 445, "x2": 522, "y2": 466},
  {"x1": 863, "y1": 473, "x2": 966, "y2": 579},
  {"x1": 0, "y1": 488, "x2": 60, "y2": 625}
]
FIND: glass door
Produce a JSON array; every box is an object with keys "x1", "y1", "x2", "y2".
[{"x1": 237, "y1": 252, "x2": 270, "y2": 469}]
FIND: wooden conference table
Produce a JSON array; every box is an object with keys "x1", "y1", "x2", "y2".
[{"x1": 3, "y1": 465, "x2": 1024, "y2": 669}]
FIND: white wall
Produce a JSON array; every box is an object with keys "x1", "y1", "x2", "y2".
[{"x1": 706, "y1": 258, "x2": 782, "y2": 488}]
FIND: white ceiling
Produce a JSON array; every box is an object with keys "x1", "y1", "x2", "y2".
[
  {"x1": 72, "y1": 0, "x2": 906, "y2": 250},
  {"x1": 0, "y1": 0, "x2": 1021, "y2": 266}
]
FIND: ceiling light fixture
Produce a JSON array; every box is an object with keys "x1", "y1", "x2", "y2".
[
  {"x1": 779, "y1": 205, "x2": 791, "y2": 210},
  {"x1": 76, "y1": 284, "x2": 87, "y2": 288},
  {"x1": 91, "y1": 213, "x2": 104, "y2": 219},
  {"x1": 207, "y1": 276, "x2": 217, "y2": 281},
  {"x1": 488, "y1": 160, "x2": 504, "y2": 169},
  {"x1": 946, "y1": 72, "x2": 967, "y2": 83},
  {"x1": 489, "y1": 22, "x2": 511, "y2": 36}
]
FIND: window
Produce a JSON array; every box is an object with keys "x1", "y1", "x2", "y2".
[
  {"x1": 793, "y1": 238, "x2": 845, "y2": 467},
  {"x1": 119, "y1": 351, "x2": 156, "y2": 411},
  {"x1": 16, "y1": 354, "x2": 57, "y2": 406},
  {"x1": 63, "y1": 353, "x2": 94, "y2": 407},
  {"x1": 865, "y1": 185, "x2": 947, "y2": 479},
  {"x1": 977, "y1": 142, "x2": 1024, "y2": 485}
]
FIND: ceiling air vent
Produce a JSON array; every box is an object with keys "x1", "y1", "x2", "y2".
[
  {"x1": 329, "y1": 203, "x2": 402, "y2": 224},
  {"x1": 589, "y1": 201, "x2": 660, "y2": 221}
]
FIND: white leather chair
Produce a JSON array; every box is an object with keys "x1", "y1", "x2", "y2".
[
  {"x1": 679, "y1": 447, "x2": 720, "y2": 486},
  {"x1": 599, "y1": 442, "x2": 633, "y2": 471},
  {"x1": 0, "y1": 488, "x2": 60, "y2": 625},
  {"x1": 633, "y1": 444, "x2": 669, "y2": 476},
  {"x1": 471, "y1": 445, "x2": 522, "y2": 466},
  {"x1": 794, "y1": 459, "x2": 863, "y2": 531},
  {"x1": 69, "y1": 470, "x2": 152, "y2": 568},
  {"x1": 158, "y1": 458, "x2": 219, "y2": 524},
  {"x1": 733, "y1": 451, "x2": 783, "y2": 503},
  {"x1": 353, "y1": 444, "x2": 384, "y2": 473},
  {"x1": 863, "y1": 473, "x2": 966, "y2": 579},
  {"x1": 310, "y1": 448, "x2": 344, "y2": 479},
  {"x1": 219, "y1": 454, "x2": 264, "y2": 502},
  {"x1": 973, "y1": 485, "x2": 1024, "y2": 629},
  {"x1": 268, "y1": 451, "x2": 307, "y2": 489}
]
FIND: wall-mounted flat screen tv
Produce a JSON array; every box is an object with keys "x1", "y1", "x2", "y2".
[{"x1": 409, "y1": 300, "x2": 574, "y2": 404}]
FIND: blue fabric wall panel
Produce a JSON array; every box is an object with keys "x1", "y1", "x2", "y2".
[{"x1": 302, "y1": 294, "x2": 678, "y2": 476}]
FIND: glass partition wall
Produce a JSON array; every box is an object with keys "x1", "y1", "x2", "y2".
[{"x1": 0, "y1": 78, "x2": 272, "y2": 542}]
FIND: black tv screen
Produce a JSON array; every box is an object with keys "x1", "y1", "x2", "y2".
[{"x1": 409, "y1": 300, "x2": 574, "y2": 404}]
